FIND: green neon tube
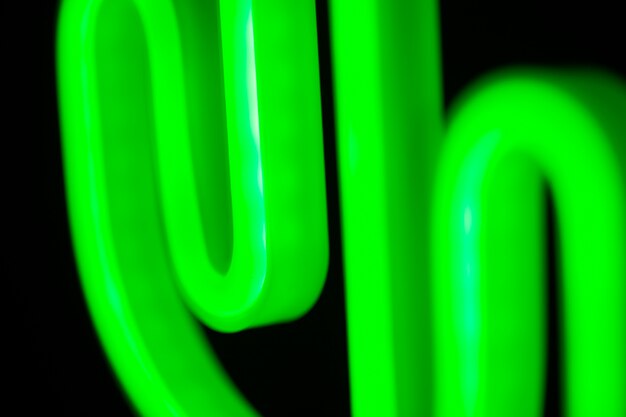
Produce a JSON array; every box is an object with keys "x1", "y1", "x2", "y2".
[
  {"x1": 58, "y1": 0, "x2": 626, "y2": 414},
  {"x1": 330, "y1": 1, "x2": 443, "y2": 416},
  {"x1": 432, "y1": 69, "x2": 626, "y2": 417},
  {"x1": 57, "y1": 0, "x2": 326, "y2": 415},
  {"x1": 156, "y1": 0, "x2": 329, "y2": 332}
]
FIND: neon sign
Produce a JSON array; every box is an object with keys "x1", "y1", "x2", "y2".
[{"x1": 56, "y1": 0, "x2": 626, "y2": 416}]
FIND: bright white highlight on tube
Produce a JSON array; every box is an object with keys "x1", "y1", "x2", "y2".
[
  {"x1": 246, "y1": 10, "x2": 263, "y2": 196},
  {"x1": 464, "y1": 207, "x2": 472, "y2": 234}
]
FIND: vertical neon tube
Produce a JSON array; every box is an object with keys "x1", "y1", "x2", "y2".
[
  {"x1": 330, "y1": 1, "x2": 443, "y2": 416},
  {"x1": 433, "y1": 69, "x2": 626, "y2": 417}
]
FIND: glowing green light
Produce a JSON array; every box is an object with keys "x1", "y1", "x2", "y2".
[
  {"x1": 156, "y1": 0, "x2": 329, "y2": 333},
  {"x1": 58, "y1": 0, "x2": 626, "y2": 415},
  {"x1": 57, "y1": 0, "x2": 326, "y2": 415},
  {"x1": 330, "y1": 1, "x2": 443, "y2": 416},
  {"x1": 432, "y1": 69, "x2": 626, "y2": 417}
]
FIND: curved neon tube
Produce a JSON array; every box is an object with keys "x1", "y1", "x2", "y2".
[
  {"x1": 432, "y1": 69, "x2": 626, "y2": 417},
  {"x1": 156, "y1": 0, "x2": 329, "y2": 333},
  {"x1": 57, "y1": 0, "x2": 327, "y2": 415}
]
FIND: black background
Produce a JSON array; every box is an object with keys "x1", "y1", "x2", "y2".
[{"x1": 6, "y1": 1, "x2": 626, "y2": 416}]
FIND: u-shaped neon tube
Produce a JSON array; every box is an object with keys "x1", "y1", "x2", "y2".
[
  {"x1": 57, "y1": 0, "x2": 327, "y2": 415},
  {"x1": 432, "y1": 70, "x2": 626, "y2": 417}
]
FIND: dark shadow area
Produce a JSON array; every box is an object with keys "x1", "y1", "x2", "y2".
[{"x1": 544, "y1": 186, "x2": 563, "y2": 417}]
